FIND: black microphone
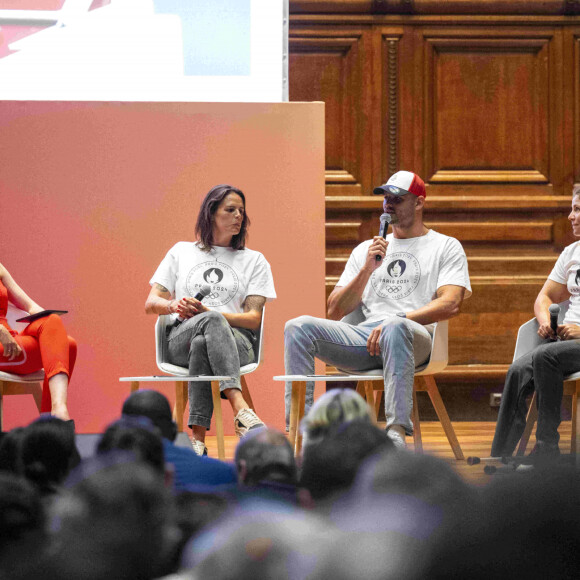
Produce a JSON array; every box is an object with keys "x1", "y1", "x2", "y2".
[
  {"x1": 194, "y1": 284, "x2": 212, "y2": 301},
  {"x1": 549, "y1": 303, "x2": 560, "y2": 340},
  {"x1": 175, "y1": 284, "x2": 212, "y2": 325},
  {"x1": 375, "y1": 213, "x2": 392, "y2": 262}
]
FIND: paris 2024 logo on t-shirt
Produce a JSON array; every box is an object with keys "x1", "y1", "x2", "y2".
[
  {"x1": 186, "y1": 262, "x2": 240, "y2": 307},
  {"x1": 370, "y1": 252, "x2": 420, "y2": 300}
]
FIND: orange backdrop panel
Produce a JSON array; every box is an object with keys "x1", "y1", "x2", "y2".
[{"x1": 0, "y1": 100, "x2": 325, "y2": 434}]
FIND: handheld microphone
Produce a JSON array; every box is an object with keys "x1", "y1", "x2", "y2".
[
  {"x1": 549, "y1": 303, "x2": 560, "y2": 340},
  {"x1": 175, "y1": 284, "x2": 212, "y2": 324},
  {"x1": 194, "y1": 284, "x2": 212, "y2": 301},
  {"x1": 375, "y1": 213, "x2": 392, "y2": 262}
]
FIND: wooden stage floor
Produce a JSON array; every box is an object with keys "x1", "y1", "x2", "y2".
[{"x1": 201, "y1": 421, "x2": 574, "y2": 487}]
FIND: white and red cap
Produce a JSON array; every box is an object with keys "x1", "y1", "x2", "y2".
[{"x1": 373, "y1": 170, "x2": 426, "y2": 198}]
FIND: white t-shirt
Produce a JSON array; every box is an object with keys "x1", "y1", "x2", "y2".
[
  {"x1": 337, "y1": 229, "x2": 472, "y2": 324},
  {"x1": 548, "y1": 240, "x2": 580, "y2": 325},
  {"x1": 150, "y1": 242, "x2": 276, "y2": 314}
]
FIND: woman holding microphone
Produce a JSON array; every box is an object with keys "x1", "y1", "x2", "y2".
[{"x1": 145, "y1": 184, "x2": 276, "y2": 455}]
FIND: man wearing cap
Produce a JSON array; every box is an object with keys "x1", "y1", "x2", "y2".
[{"x1": 284, "y1": 171, "x2": 471, "y2": 449}]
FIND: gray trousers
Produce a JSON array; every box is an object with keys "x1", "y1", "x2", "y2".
[
  {"x1": 167, "y1": 311, "x2": 255, "y2": 429},
  {"x1": 491, "y1": 339, "x2": 580, "y2": 456},
  {"x1": 283, "y1": 315, "x2": 432, "y2": 434}
]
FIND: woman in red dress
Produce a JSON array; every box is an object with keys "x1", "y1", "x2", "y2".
[{"x1": 0, "y1": 263, "x2": 76, "y2": 421}]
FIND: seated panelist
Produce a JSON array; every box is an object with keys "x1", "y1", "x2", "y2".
[
  {"x1": 284, "y1": 171, "x2": 471, "y2": 450},
  {"x1": 0, "y1": 263, "x2": 77, "y2": 421},
  {"x1": 145, "y1": 184, "x2": 276, "y2": 456},
  {"x1": 491, "y1": 184, "x2": 580, "y2": 459}
]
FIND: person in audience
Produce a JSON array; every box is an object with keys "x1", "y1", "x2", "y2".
[
  {"x1": 0, "y1": 427, "x2": 25, "y2": 474},
  {"x1": 0, "y1": 472, "x2": 48, "y2": 580},
  {"x1": 234, "y1": 427, "x2": 298, "y2": 504},
  {"x1": 300, "y1": 388, "x2": 374, "y2": 451},
  {"x1": 0, "y1": 262, "x2": 77, "y2": 420},
  {"x1": 284, "y1": 171, "x2": 471, "y2": 449},
  {"x1": 20, "y1": 416, "x2": 80, "y2": 498},
  {"x1": 121, "y1": 389, "x2": 236, "y2": 489},
  {"x1": 48, "y1": 455, "x2": 175, "y2": 580},
  {"x1": 96, "y1": 416, "x2": 166, "y2": 477},
  {"x1": 300, "y1": 420, "x2": 393, "y2": 507},
  {"x1": 491, "y1": 184, "x2": 580, "y2": 459},
  {"x1": 145, "y1": 184, "x2": 276, "y2": 455},
  {"x1": 424, "y1": 464, "x2": 580, "y2": 579}
]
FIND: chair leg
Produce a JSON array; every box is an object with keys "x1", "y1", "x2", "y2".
[
  {"x1": 30, "y1": 383, "x2": 42, "y2": 413},
  {"x1": 0, "y1": 381, "x2": 4, "y2": 432},
  {"x1": 422, "y1": 375, "x2": 464, "y2": 460},
  {"x1": 572, "y1": 382, "x2": 579, "y2": 455},
  {"x1": 211, "y1": 381, "x2": 225, "y2": 460},
  {"x1": 361, "y1": 381, "x2": 377, "y2": 425},
  {"x1": 174, "y1": 381, "x2": 186, "y2": 432},
  {"x1": 288, "y1": 381, "x2": 304, "y2": 455},
  {"x1": 516, "y1": 392, "x2": 537, "y2": 457},
  {"x1": 374, "y1": 391, "x2": 383, "y2": 420},
  {"x1": 240, "y1": 376, "x2": 256, "y2": 413},
  {"x1": 412, "y1": 387, "x2": 423, "y2": 453},
  {"x1": 296, "y1": 382, "x2": 307, "y2": 455},
  {"x1": 130, "y1": 381, "x2": 140, "y2": 393}
]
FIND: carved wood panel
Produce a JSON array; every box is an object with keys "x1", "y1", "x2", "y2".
[
  {"x1": 289, "y1": 27, "x2": 373, "y2": 196},
  {"x1": 421, "y1": 29, "x2": 559, "y2": 193}
]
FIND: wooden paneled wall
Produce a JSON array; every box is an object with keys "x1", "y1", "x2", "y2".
[{"x1": 288, "y1": 1, "x2": 580, "y2": 419}]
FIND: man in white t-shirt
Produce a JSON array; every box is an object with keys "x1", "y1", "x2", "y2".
[
  {"x1": 284, "y1": 171, "x2": 471, "y2": 449},
  {"x1": 491, "y1": 185, "x2": 580, "y2": 460}
]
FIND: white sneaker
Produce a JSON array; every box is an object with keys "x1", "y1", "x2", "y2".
[
  {"x1": 234, "y1": 408, "x2": 265, "y2": 438},
  {"x1": 386, "y1": 429, "x2": 407, "y2": 451},
  {"x1": 190, "y1": 438, "x2": 208, "y2": 456}
]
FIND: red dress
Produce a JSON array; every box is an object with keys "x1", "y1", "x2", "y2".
[{"x1": 0, "y1": 280, "x2": 77, "y2": 412}]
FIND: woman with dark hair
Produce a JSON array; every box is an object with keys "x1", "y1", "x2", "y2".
[{"x1": 145, "y1": 185, "x2": 276, "y2": 455}]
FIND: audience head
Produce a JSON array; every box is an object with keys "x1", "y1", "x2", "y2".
[
  {"x1": 20, "y1": 416, "x2": 80, "y2": 495},
  {"x1": 0, "y1": 427, "x2": 26, "y2": 474},
  {"x1": 182, "y1": 505, "x2": 338, "y2": 579},
  {"x1": 195, "y1": 184, "x2": 250, "y2": 250},
  {"x1": 424, "y1": 464, "x2": 580, "y2": 579},
  {"x1": 0, "y1": 472, "x2": 47, "y2": 579},
  {"x1": 300, "y1": 420, "x2": 393, "y2": 504},
  {"x1": 121, "y1": 389, "x2": 177, "y2": 441},
  {"x1": 49, "y1": 455, "x2": 174, "y2": 580},
  {"x1": 235, "y1": 427, "x2": 297, "y2": 487},
  {"x1": 97, "y1": 416, "x2": 165, "y2": 477},
  {"x1": 301, "y1": 388, "x2": 372, "y2": 449}
]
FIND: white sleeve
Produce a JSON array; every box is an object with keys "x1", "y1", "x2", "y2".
[
  {"x1": 149, "y1": 245, "x2": 179, "y2": 297},
  {"x1": 246, "y1": 254, "x2": 277, "y2": 301},
  {"x1": 437, "y1": 238, "x2": 472, "y2": 297},
  {"x1": 336, "y1": 243, "x2": 367, "y2": 288},
  {"x1": 548, "y1": 247, "x2": 571, "y2": 285}
]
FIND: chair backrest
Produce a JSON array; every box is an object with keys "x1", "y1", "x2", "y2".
[
  {"x1": 154, "y1": 306, "x2": 266, "y2": 375},
  {"x1": 513, "y1": 300, "x2": 570, "y2": 362},
  {"x1": 340, "y1": 305, "x2": 448, "y2": 376}
]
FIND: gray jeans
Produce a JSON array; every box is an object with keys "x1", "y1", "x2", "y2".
[
  {"x1": 167, "y1": 310, "x2": 255, "y2": 429},
  {"x1": 283, "y1": 315, "x2": 432, "y2": 434}
]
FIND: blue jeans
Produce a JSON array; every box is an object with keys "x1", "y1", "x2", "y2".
[
  {"x1": 284, "y1": 316, "x2": 432, "y2": 434},
  {"x1": 167, "y1": 311, "x2": 255, "y2": 429},
  {"x1": 491, "y1": 339, "x2": 580, "y2": 456}
]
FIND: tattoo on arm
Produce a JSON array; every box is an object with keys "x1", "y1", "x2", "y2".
[
  {"x1": 154, "y1": 283, "x2": 169, "y2": 294},
  {"x1": 243, "y1": 295, "x2": 266, "y2": 313}
]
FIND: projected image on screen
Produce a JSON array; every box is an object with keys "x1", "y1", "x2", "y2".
[
  {"x1": 154, "y1": 0, "x2": 251, "y2": 76},
  {"x1": 0, "y1": 0, "x2": 286, "y2": 101}
]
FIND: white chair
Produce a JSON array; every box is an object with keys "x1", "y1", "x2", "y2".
[
  {"x1": 512, "y1": 300, "x2": 580, "y2": 455},
  {"x1": 275, "y1": 307, "x2": 463, "y2": 459},
  {"x1": 124, "y1": 308, "x2": 265, "y2": 459},
  {"x1": 0, "y1": 304, "x2": 43, "y2": 431}
]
